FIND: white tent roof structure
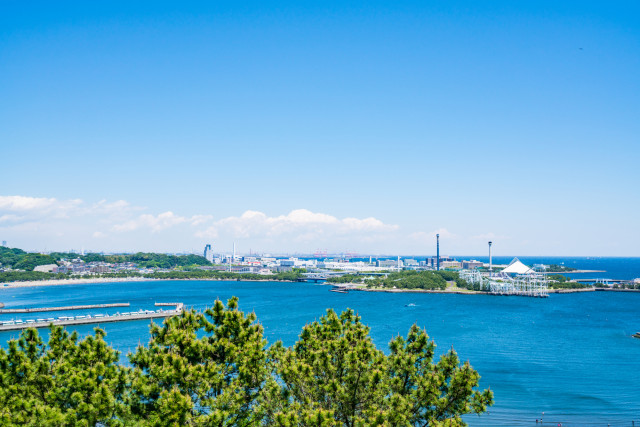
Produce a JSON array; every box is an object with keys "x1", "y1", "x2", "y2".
[{"x1": 501, "y1": 258, "x2": 534, "y2": 275}]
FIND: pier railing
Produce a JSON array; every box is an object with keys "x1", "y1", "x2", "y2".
[{"x1": 0, "y1": 302, "x2": 184, "y2": 331}]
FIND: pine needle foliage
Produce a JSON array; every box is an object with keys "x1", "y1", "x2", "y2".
[{"x1": 0, "y1": 298, "x2": 492, "y2": 426}]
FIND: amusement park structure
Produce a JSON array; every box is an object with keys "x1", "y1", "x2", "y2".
[{"x1": 459, "y1": 269, "x2": 549, "y2": 298}]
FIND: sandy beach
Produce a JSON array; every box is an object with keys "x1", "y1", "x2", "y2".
[
  {"x1": 0, "y1": 276, "x2": 297, "y2": 289},
  {"x1": 0, "y1": 277, "x2": 155, "y2": 289}
]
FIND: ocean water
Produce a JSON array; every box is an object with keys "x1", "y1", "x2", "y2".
[{"x1": 1, "y1": 280, "x2": 639, "y2": 426}]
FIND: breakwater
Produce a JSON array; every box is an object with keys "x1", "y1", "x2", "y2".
[
  {"x1": 0, "y1": 302, "x2": 130, "y2": 313},
  {"x1": 0, "y1": 303, "x2": 183, "y2": 331}
]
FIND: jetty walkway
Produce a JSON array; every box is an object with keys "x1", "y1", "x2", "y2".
[
  {"x1": 0, "y1": 303, "x2": 131, "y2": 314},
  {"x1": 0, "y1": 302, "x2": 184, "y2": 332}
]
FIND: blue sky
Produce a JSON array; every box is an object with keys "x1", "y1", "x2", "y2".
[{"x1": 1, "y1": 1, "x2": 639, "y2": 256}]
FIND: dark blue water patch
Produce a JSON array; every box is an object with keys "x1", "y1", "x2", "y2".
[{"x1": 1, "y1": 280, "x2": 639, "y2": 426}]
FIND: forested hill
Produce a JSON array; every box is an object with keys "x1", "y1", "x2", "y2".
[
  {"x1": 0, "y1": 247, "x2": 57, "y2": 271},
  {"x1": 0, "y1": 246, "x2": 209, "y2": 271}
]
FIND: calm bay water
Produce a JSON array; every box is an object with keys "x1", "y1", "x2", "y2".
[{"x1": 1, "y1": 280, "x2": 639, "y2": 426}]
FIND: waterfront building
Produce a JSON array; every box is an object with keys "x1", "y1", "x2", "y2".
[
  {"x1": 376, "y1": 259, "x2": 397, "y2": 268},
  {"x1": 462, "y1": 260, "x2": 483, "y2": 269},
  {"x1": 426, "y1": 256, "x2": 455, "y2": 268},
  {"x1": 440, "y1": 261, "x2": 462, "y2": 270}
]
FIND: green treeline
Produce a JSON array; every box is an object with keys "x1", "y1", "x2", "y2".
[
  {"x1": 0, "y1": 246, "x2": 210, "y2": 271},
  {"x1": 141, "y1": 268, "x2": 305, "y2": 282},
  {"x1": 326, "y1": 273, "x2": 364, "y2": 284},
  {"x1": 362, "y1": 270, "x2": 474, "y2": 291},
  {"x1": 547, "y1": 264, "x2": 577, "y2": 272},
  {"x1": 548, "y1": 281, "x2": 591, "y2": 289},
  {"x1": 0, "y1": 271, "x2": 71, "y2": 283},
  {"x1": 546, "y1": 274, "x2": 590, "y2": 289},
  {"x1": 0, "y1": 247, "x2": 57, "y2": 271},
  {"x1": 45, "y1": 251, "x2": 210, "y2": 268},
  {"x1": 0, "y1": 269, "x2": 306, "y2": 283},
  {"x1": 0, "y1": 298, "x2": 493, "y2": 426}
]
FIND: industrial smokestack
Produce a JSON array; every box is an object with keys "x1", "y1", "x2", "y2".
[{"x1": 436, "y1": 234, "x2": 440, "y2": 271}]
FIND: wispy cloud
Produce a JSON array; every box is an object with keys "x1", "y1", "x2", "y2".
[
  {"x1": 196, "y1": 209, "x2": 398, "y2": 241},
  {"x1": 0, "y1": 195, "x2": 400, "y2": 252},
  {"x1": 0, "y1": 195, "x2": 82, "y2": 218},
  {"x1": 471, "y1": 232, "x2": 510, "y2": 240},
  {"x1": 409, "y1": 228, "x2": 455, "y2": 242}
]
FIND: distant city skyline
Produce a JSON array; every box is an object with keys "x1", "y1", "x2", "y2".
[{"x1": 1, "y1": 1, "x2": 639, "y2": 256}]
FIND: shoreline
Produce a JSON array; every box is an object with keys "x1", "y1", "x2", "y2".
[
  {"x1": 1, "y1": 277, "x2": 638, "y2": 294},
  {"x1": 337, "y1": 283, "x2": 640, "y2": 294},
  {"x1": 0, "y1": 277, "x2": 297, "y2": 289},
  {"x1": 545, "y1": 269, "x2": 605, "y2": 274}
]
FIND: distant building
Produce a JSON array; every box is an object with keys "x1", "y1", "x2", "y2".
[
  {"x1": 376, "y1": 259, "x2": 397, "y2": 268},
  {"x1": 34, "y1": 264, "x2": 57, "y2": 273},
  {"x1": 90, "y1": 264, "x2": 111, "y2": 273},
  {"x1": 426, "y1": 256, "x2": 455, "y2": 268},
  {"x1": 441, "y1": 261, "x2": 462, "y2": 270},
  {"x1": 403, "y1": 259, "x2": 419, "y2": 267},
  {"x1": 53, "y1": 265, "x2": 69, "y2": 274},
  {"x1": 462, "y1": 260, "x2": 483, "y2": 269},
  {"x1": 1, "y1": 241, "x2": 6, "y2": 247},
  {"x1": 204, "y1": 244, "x2": 214, "y2": 263}
]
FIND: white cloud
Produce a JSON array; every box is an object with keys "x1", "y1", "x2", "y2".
[
  {"x1": 0, "y1": 195, "x2": 58, "y2": 211},
  {"x1": 0, "y1": 195, "x2": 402, "y2": 253},
  {"x1": 189, "y1": 214, "x2": 214, "y2": 226},
  {"x1": 471, "y1": 232, "x2": 510, "y2": 240},
  {"x1": 0, "y1": 214, "x2": 23, "y2": 224},
  {"x1": 197, "y1": 209, "x2": 398, "y2": 240},
  {"x1": 0, "y1": 195, "x2": 82, "y2": 217},
  {"x1": 112, "y1": 211, "x2": 188, "y2": 233},
  {"x1": 409, "y1": 228, "x2": 455, "y2": 242}
]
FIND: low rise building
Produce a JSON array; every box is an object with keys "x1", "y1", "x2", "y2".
[
  {"x1": 34, "y1": 264, "x2": 57, "y2": 273},
  {"x1": 461, "y1": 260, "x2": 483, "y2": 269}
]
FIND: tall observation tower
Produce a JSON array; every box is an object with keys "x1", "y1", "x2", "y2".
[
  {"x1": 436, "y1": 234, "x2": 440, "y2": 271},
  {"x1": 488, "y1": 241, "x2": 493, "y2": 276}
]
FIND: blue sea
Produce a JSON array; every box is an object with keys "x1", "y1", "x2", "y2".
[{"x1": 1, "y1": 276, "x2": 639, "y2": 426}]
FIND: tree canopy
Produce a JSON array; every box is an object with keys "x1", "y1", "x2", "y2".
[
  {"x1": 0, "y1": 298, "x2": 493, "y2": 426},
  {"x1": 0, "y1": 246, "x2": 211, "y2": 272}
]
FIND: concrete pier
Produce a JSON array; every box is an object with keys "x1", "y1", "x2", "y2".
[
  {"x1": 0, "y1": 303, "x2": 130, "y2": 314},
  {"x1": 0, "y1": 303, "x2": 184, "y2": 332}
]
